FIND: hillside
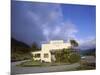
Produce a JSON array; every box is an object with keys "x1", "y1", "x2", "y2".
[
  {"x1": 80, "y1": 48, "x2": 96, "y2": 56},
  {"x1": 11, "y1": 38, "x2": 32, "y2": 62}
]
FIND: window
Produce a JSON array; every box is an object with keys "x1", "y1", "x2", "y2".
[
  {"x1": 35, "y1": 54, "x2": 40, "y2": 58},
  {"x1": 44, "y1": 53, "x2": 49, "y2": 58}
]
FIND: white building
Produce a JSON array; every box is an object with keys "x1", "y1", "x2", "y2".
[{"x1": 31, "y1": 40, "x2": 71, "y2": 62}]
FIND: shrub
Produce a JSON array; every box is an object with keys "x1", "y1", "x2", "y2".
[
  {"x1": 68, "y1": 53, "x2": 80, "y2": 63},
  {"x1": 54, "y1": 49, "x2": 80, "y2": 64}
]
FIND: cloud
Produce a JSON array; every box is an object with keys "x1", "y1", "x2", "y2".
[
  {"x1": 78, "y1": 37, "x2": 96, "y2": 49},
  {"x1": 12, "y1": 1, "x2": 96, "y2": 49},
  {"x1": 12, "y1": 2, "x2": 78, "y2": 46},
  {"x1": 25, "y1": 2, "x2": 78, "y2": 41}
]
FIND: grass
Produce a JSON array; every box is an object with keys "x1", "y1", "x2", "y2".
[
  {"x1": 69, "y1": 61, "x2": 96, "y2": 71},
  {"x1": 17, "y1": 59, "x2": 96, "y2": 71},
  {"x1": 64, "y1": 64, "x2": 95, "y2": 71},
  {"x1": 16, "y1": 60, "x2": 42, "y2": 67},
  {"x1": 64, "y1": 60, "x2": 96, "y2": 71},
  {"x1": 16, "y1": 60, "x2": 71, "y2": 67},
  {"x1": 76, "y1": 63, "x2": 96, "y2": 70}
]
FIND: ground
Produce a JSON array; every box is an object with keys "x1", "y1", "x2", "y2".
[
  {"x1": 11, "y1": 60, "x2": 80, "y2": 75},
  {"x1": 11, "y1": 55, "x2": 96, "y2": 75}
]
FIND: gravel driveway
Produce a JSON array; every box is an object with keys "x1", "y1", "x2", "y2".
[{"x1": 11, "y1": 61, "x2": 80, "y2": 75}]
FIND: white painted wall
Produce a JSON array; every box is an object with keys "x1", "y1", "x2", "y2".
[
  {"x1": 31, "y1": 51, "x2": 41, "y2": 61},
  {"x1": 32, "y1": 40, "x2": 71, "y2": 62}
]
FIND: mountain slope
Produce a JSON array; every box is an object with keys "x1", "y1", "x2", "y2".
[
  {"x1": 11, "y1": 38, "x2": 32, "y2": 62},
  {"x1": 80, "y1": 48, "x2": 96, "y2": 56}
]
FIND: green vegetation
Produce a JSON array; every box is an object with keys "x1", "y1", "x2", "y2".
[
  {"x1": 31, "y1": 43, "x2": 40, "y2": 51},
  {"x1": 11, "y1": 38, "x2": 39, "y2": 62},
  {"x1": 70, "y1": 39, "x2": 78, "y2": 48},
  {"x1": 17, "y1": 59, "x2": 70, "y2": 67},
  {"x1": 55, "y1": 39, "x2": 80, "y2": 63},
  {"x1": 17, "y1": 60, "x2": 42, "y2": 67},
  {"x1": 55, "y1": 49, "x2": 70, "y2": 63},
  {"x1": 55, "y1": 48, "x2": 80, "y2": 63},
  {"x1": 68, "y1": 53, "x2": 80, "y2": 63},
  {"x1": 76, "y1": 61, "x2": 96, "y2": 70}
]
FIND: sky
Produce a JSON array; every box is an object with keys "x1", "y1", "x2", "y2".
[{"x1": 11, "y1": 1, "x2": 96, "y2": 49}]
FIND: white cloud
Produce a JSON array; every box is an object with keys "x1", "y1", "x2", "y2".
[
  {"x1": 12, "y1": 1, "x2": 96, "y2": 47},
  {"x1": 78, "y1": 37, "x2": 96, "y2": 49},
  {"x1": 23, "y1": 2, "x2": 78, "y2": 42},
  {"x1": 53, "y1": 26, "x2": 61, "y2": 35}
]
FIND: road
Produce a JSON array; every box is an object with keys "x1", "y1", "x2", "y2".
[
  {"x1": 11, "y1": 60, "x2": 30, "y2": 66},
  {"x1": 11, "y1": 61, "x2": 80, "y2": 75}
]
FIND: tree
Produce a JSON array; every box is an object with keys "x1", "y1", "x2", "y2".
[
  {"x1": 55, "y1": 48, "x2": 80, "y2": 63},
  {"x1": 70, "y1": 39, "x2": 78, "y2": 48},
  {"x1": 69, "y1": 39, "x2": 80, "y2": 63},
  {"x1": 11, "y1": 38, "x2": 32, "y2": 62},
  {"x1": 31, "y1": 42, "x2": 39, "y2": 51},
  {"x1": 70, "y1": 39, "x2": 79, "y2": 52},
  {"x1": 68, "y1": 53, "x2": 80, "y2": 63}
]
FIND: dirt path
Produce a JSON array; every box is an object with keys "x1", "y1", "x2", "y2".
[{"x1": 11, "y1": 61, "x2": 80, "y2": 74}]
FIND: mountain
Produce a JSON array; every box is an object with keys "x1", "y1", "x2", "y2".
[
  {"x1": 11, "y1": 38, "x2": 31, "y2": 62},
  {"x1": 80, "y1": 48, "x2": 96, "y2": 56},
  {"x1": 11, "y1": 38, "x2": 30, "y2": 48}
]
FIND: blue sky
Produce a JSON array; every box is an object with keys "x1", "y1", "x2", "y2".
[{"x1": 11, "y1": 1, "x2": 96, "y2": 49}]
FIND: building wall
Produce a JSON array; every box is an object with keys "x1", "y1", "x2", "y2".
[
  {"x1": 31, "y1": 51, "x2": 41, "y2": 61},
  {"x1": 41, "y1": 40, "x2": 71, "y2": 62},
  {"x1": 32, "y1": 40, "x2": 71, "y2": 62}
]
